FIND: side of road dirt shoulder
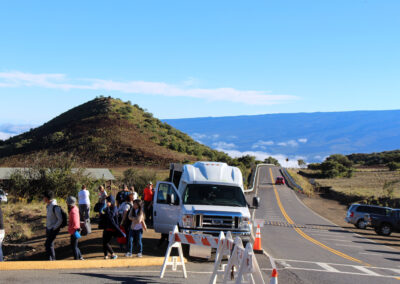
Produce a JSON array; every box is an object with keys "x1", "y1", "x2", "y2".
[{"x1": 298, "y1": 191, "x2": 400, "y2": 250}]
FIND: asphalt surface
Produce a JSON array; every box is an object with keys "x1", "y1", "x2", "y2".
[
  {"x1": 254, "y1": 164, "x2": 400, "y2": 284},
  {"x1": 0, "y1": 256, "x2": 273, "y2": 283},
  {"x1": 4, "y1": 164, "x2": 400, "y2": 283}
]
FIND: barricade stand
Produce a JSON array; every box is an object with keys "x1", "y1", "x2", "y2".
[
  {"x1": 235, "y1": 243, "x2": 265, "y2": 284},
  {"x1": 160, "y1": 225, "x2": 187, "y2": 279},
  {"x1": 159, "y1": 227, "x2": 268, "y2": 284},
  {"x1": 223, "y1": 237, "x2": 244, "y2": 283},
  {"x1": 209, "y1": 231, "x2": 234, "y2": 284}
]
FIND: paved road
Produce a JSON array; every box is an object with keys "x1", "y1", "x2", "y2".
[
  {"x1": 0, "y1": 255, "x2": 273, "y2": 283},
  {"x1": 253, "y1": 164, "x2": 400, "y2": 284},
  {"x1": 5, "y1": 165, "x2": 400, "y2": 283}
]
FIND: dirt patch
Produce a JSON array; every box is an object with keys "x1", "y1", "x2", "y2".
[
  {"x1": 298, "y1": 190, "x2": 400, "y2": 250},
  {"x1": 4, "y1": 221, "x2": 166, "y2": 261}
]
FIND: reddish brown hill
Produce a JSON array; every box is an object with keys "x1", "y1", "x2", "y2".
[{"x1": 0, "y1": 97, "x2": 230, "y2": 167}]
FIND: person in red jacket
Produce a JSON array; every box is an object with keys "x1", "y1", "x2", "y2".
[
  {"x1": 67, "y1": 196, "x2": 83, "y2": 260},
  {"x1": 143, "y1": 182, "x2": 154, "y2": 225}
]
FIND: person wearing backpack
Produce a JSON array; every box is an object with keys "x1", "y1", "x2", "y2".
[
  {"x1": 119, "y1": 193, "x2": 134, "y2": 256},
  {"x1": 66, "y1": 196, "x2": 83, "y2": 260},
  {"x1": 101, "y1": 195, "x2": 126, "y2": 259},
  {"x1": 43, "y1": 190, "x2": 64, "y2": 261},
  {"x1": 116, "y1": 184, "x2": 130, "y2": 209}
]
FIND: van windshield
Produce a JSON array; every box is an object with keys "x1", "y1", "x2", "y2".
[{"x1": 182, "y1": 184, "x2": 247, "y2": 207}]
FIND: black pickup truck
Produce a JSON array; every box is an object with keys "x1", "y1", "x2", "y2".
[{"x1": 366, "y1": 209, "x2": 400, "y2": 236}]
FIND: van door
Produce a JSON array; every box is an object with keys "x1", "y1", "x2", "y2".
[{"x1": 153, "y1": 181, "x2": 181, "y2": 234}]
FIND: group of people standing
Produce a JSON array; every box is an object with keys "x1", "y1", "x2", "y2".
[{"x1": 42, "y1": 182, "x2": 154, "y2": 261}]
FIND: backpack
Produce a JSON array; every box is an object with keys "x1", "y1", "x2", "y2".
[
  {"x1": 117, "y1": 190, "x2": 130, "y2": 204},
  {"x1": 122, "y1": 203, "x2": 133, "y2": 228},
  {"x1": 80, "y1": 219, "x2": 92, "y2": 236},
  {"x1": 53, "y1": 205, "x2": 67, "y2": 229}
]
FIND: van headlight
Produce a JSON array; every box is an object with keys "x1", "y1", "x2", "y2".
[
  {"x1": 239, "y1": 217, "x2": 251, "y2": 229},
  {"x1": 182, "y1": 214, "x2": 194, "y2": 228}
]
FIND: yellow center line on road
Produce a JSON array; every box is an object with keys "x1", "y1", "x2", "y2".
[{"x1": 268, "y1": 167, "x2": 370, "y2": 266}]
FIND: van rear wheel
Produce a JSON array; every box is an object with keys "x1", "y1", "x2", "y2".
[
  {"x1": 356, "y1": 219, "x2": 367, "y2": 229},
  {"x1": 379, "y1": 224, "x2": 392, "y2": 236}
]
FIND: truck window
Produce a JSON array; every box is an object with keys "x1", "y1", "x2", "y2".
[{"x1": 182, "y1": 184, "x2": 247, "y2": 207}]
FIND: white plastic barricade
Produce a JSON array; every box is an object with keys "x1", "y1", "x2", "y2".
[
  {"x1": 209, "y1": 231, "x2": 234, "y2": 284},
  {"x1": 159, "y1": 225, "x2": 267, "y2": 284},
  {"x1": 160, "y1": 226, "x2": 187, "y2": 278}
]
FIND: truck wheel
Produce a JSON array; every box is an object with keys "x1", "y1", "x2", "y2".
[
  {"x1": 356, "y1": 219, "x2": 367, "y2": 229},
  {"x1": 380, "y1": 224, "x2": 392, "y2": 236},
  {"x1": 374, "y1": 227, "x2": 382, "y2": 235}
]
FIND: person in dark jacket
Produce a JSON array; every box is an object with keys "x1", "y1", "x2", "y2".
[{"x1": 101, "y1": 195, "x2": 125, "y2": 259}]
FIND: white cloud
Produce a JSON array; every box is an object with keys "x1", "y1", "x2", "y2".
[
  {"x1": 298, "y1": 138, "x2": 308, "y2": 143},
  {"x1": 216, "y1": 148, "x2": 307, "y2": 168},
  {"x1": 252, "y1": 140, "x2": 274, "y2": 150},
  {"x1": 212, "y1": 141, "x2": 236, "y2": 149},
  {"x1": 192, "y1": 133, "x2": 207, "y2": 140},
  {"x1": 191, "y1": 133, "x2": 220, "y2": 141},
  {"x1": 0, "y1": 132, "x2": 13, "y2": 140},
  {"x1": 277, "y1": 140, "x2": 299, "y2": 147},
  {"x1": 0, "y1": 71, "x2": 298, "y2": 105}
]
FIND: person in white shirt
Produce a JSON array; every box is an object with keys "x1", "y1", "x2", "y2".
[
  {"x1": 78, "y1": 185, "x2": 91, "y2": 221},
  {"x1": 129, "y1": 186, "x2": 138, "y2": 200}
]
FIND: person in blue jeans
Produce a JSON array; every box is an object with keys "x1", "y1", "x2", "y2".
[{"x1": 126, "y1": 200, "x2": 147, "y2": 257}]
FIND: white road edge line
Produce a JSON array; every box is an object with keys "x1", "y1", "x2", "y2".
[
  {"x1": 334, "y1": 244, "x2": 362, "y2": 248},
  {"x1": 261, "y1": 268, "x2": 399, "y2": 278},
  {"x1": 353, "y1": 266, "x2": 381, "y2": 276},
  {"x1": 290, "y1": 173, "x2": 400, "y2": 253},
  {"x1": 316, "y1": 262, "x2": 340, "y2": 273},
  {"x1": 359, "y1": 252, "x2": 384, "y2": 256},
  {"x1": 321, "y1": 238, "x2": 353, "y2": 242}
]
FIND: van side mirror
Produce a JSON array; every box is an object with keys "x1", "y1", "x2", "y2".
[
  {"x1": 167, "y1": 194, "x2": 175, "y2": 205},
  {"x1": 252, "y1": 196, "x2": 260, "y2": 209}
]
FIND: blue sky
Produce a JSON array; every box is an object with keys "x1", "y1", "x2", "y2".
[{"x1": 0, "y1": 0, "x2": 399, "y2": 127}]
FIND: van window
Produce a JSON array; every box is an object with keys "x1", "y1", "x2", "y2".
[
  {"x1": 157, "y1": 183, "x2": 179, "y2": 205},
  {"x1": 356, "y1": 206, "x2": 368, "y2": 213}
]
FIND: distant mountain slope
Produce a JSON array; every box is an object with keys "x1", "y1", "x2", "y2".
[
  {"x1": 165, "y1": 110, "x2": 400, "y2": 163},
  {"x1": 0, "y1": 97, "x2": 230, "y2": 167}
]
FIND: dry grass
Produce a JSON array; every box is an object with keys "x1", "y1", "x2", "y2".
[
  {"x1": 2, "y1": 199, "x2": 48, "y2": 243},
  {"x1": 287, "y1": 169, "x2": 315, "y2": 197},
  {"x1": 315, "y1": 169, "x2": 400, "y2": 199},
  {"x1": 110, "y1": 166, "x2": 169, "y2": 181}
]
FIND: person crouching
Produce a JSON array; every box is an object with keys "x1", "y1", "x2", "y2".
[{"x1": 67, "y1": 196, "x2": 83, "y2": 260}]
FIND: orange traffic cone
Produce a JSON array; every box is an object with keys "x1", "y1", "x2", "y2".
[
  {"x1": 253, "y1": 224, "x2": 263, "y2": 254},
  {"x1": 269, "y1": 268, "x2": 278, "y2": 284}
]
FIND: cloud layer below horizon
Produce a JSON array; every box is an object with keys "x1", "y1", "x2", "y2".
[{"x1": 0, "y1": 71, "x2": 298, "y2": 106}]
